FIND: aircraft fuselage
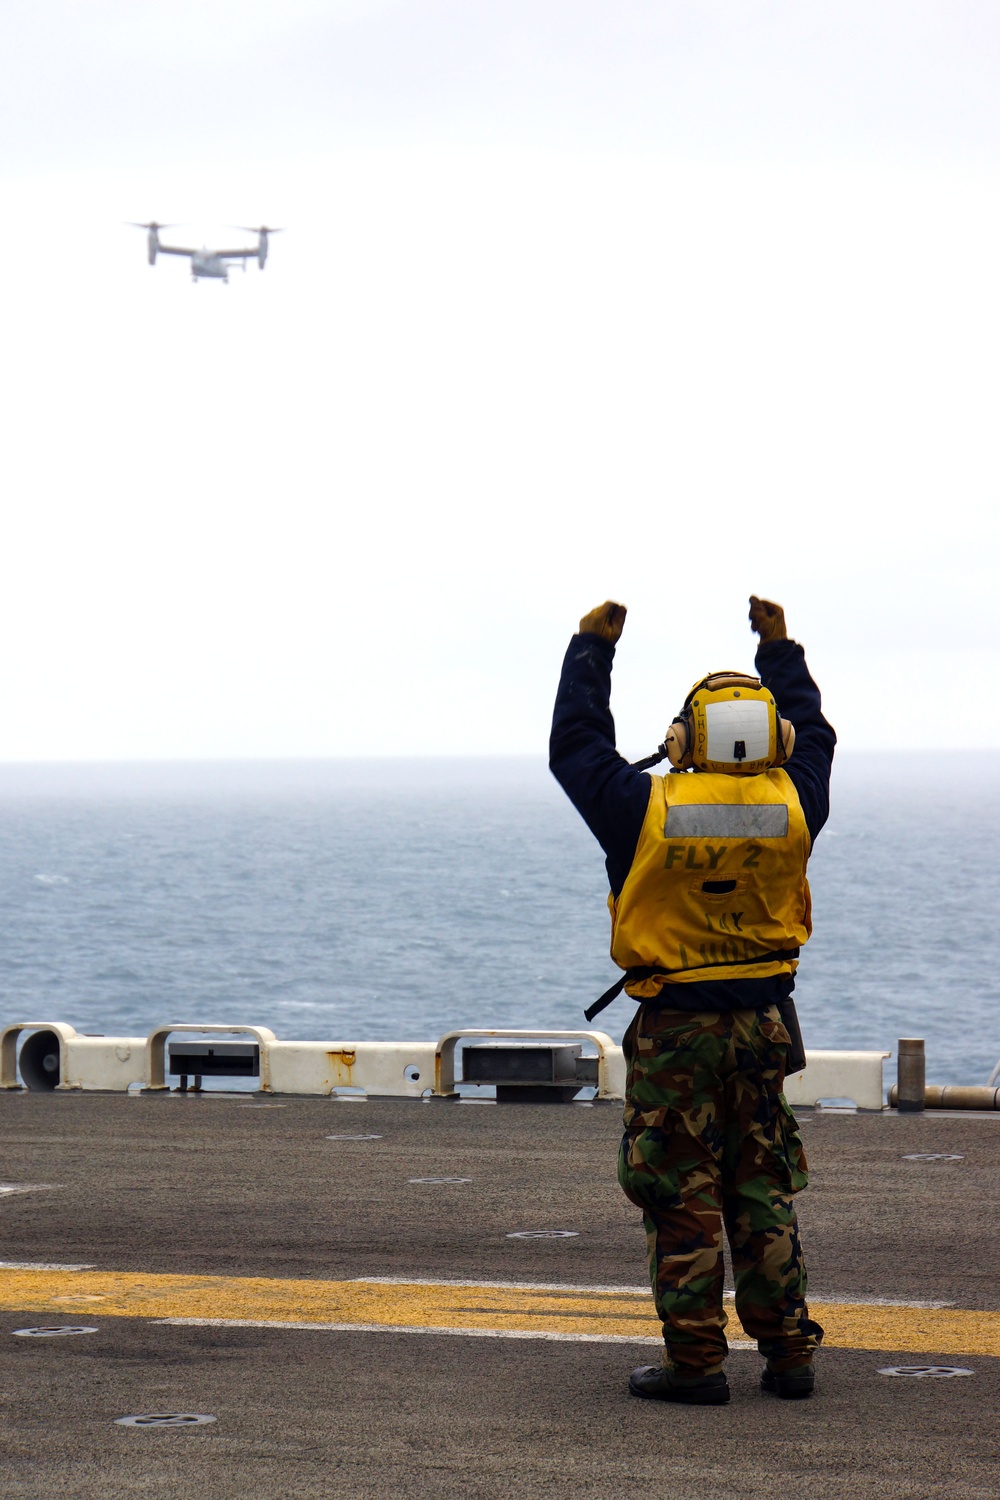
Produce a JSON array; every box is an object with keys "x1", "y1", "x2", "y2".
[{"x1": 191, "y1": 253, "x2": 229, "y2": 282}]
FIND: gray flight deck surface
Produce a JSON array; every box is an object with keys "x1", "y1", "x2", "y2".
[{"x1": 0, "y1": 1092, "x2": 998, "y2": 1498}]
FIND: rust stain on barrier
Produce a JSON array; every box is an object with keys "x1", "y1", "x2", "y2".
[{"x1": 326, "y1": 1050, "x2": 357, "y2": 1086}]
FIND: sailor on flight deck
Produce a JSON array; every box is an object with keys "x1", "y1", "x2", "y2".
[{"x1": 549, "y1": 595, "x2": 836, "y2": 1405}]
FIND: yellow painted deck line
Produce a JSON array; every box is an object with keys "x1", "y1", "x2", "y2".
[{"x1": 0, "y1": 1269, "x2": 996, "y2": 1356}]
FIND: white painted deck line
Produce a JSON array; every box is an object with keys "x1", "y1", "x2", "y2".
[
  {"x1": 351, "y1": 1275, "x2": 954, "y2": 1309},
  {"x1": 158, "y1": 1316, "x2": 758, "y2": 1347},
  {"x1": 0, "y1": 1261, "x2": 97, "y2": 1271}
]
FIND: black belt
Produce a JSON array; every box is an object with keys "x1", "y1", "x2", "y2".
[{"x1": 583, "y1": 950, "x2": 800, "y2": 1023}]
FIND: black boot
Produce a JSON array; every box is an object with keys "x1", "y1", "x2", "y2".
[
  {"x1": 761, "y1": 1361, "x2": 815, "y2": 1399},
  {"x1": 629, "y1": 1365, "x2": 730, "y2": 1405}
]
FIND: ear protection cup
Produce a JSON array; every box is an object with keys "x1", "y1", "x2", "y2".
[
  {"x1": 778, "y1": 718, "x2": 795, "y2": 763},
  {"x1": 664, "y1": 719, "x2": 691, "y2": 770}
]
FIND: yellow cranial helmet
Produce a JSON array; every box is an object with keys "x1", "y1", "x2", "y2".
[{"x1": 663, "y1": 672, "x2": 795, "y2": 775}]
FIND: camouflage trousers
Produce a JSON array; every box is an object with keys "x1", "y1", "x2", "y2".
[{"x1": 618, "y1": 1002, "x2": 823, "y2": 1376}]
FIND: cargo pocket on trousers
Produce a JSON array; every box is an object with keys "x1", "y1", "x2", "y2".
[
  {"x1": 774, "y1": 1096, "x2": 809, "y2": 1193},
  {"x1": 617, "y1": 1127, "x2": 683, "y2": 1214},
  {"x1": 758, "y1": 1015, "x2": 791, "y2": 1053}
]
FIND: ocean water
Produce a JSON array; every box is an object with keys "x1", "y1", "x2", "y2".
[{"x1": 0, "y1": 753, "x2": 997, "y2": 1090}]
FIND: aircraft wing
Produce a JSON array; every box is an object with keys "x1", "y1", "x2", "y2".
[
  {"x1": 157, "y1": 243, "x2": 198, "y2": 258},
  {"x1": 212, "y1": 247, "x2": 258, "y2": 260}
]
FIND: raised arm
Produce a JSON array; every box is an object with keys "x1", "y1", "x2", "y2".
[
  {"x1": 548, "y1": 602, "x2": 652, "y2": 895},
  {"x1": 749, "y1": 595, "x2": 836, "y2": 847}
]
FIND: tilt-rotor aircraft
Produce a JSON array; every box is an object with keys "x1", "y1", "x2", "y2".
[{"x1": 129, "y1": 222, "x2": 282, "y2": 282}]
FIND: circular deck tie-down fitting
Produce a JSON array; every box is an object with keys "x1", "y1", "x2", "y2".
[
  {"x1": 878, "y1": 1366, "x2": 974, "y2": 1378},
  {"x1": 901, "y1": 1153, "x2": 964, "y2": 1162},
  {"x1": 505, "y1": 1229, "x2": 580, "y2": 1239},
  {"x1": 115, "y1": 1413, "x2": 217, "y2": 1427},
  {"x1": 12, "y1": 1326, "x2": 97, "y2": 1337},
  {"x1": 326, "y1": 1133, "x2": 383, "y2": 1141},
  {"x1": 408, "y1": 1176, "x2": 472, "y2": 1184}
]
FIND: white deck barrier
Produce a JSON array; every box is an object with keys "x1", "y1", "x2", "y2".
[
  {"x1": 0, "y1": 1021, "x2": 891, "y2": 1108},
  {"x1": 784, "y1": 1051, "x2": 889, "y2": 1112},
  {"x1": 0, "y1": 1022, "x2": 144, "y2": 1093},
  {"x1": 435, "y1": 1029, "x2": 625, "y2": 1100}
]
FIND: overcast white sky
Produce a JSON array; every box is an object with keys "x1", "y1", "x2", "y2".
[{"x1": 2, "y1": 1, "x2": 999, "y2": 759}]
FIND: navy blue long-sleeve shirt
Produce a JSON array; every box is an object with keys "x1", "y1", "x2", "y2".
[{"x1": 549, "y1": 633, "x2": 836, "y2": 1012}]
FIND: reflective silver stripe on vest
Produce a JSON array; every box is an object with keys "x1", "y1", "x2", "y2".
[{"x1": 663, "y1": 804, "x2": 789, "y2": 838}]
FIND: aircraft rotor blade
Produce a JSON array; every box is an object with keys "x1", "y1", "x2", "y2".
[
  {"x1": 231, "y1": 225, "x2": 284, "y2": 235},
  {"x1": 125, "y1": 221, "x2": 179, "y2": 231}
]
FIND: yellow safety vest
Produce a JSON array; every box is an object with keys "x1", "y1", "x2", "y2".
[{"x1": 609, "y1": 769, "x2": 812, "y2": 997}]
